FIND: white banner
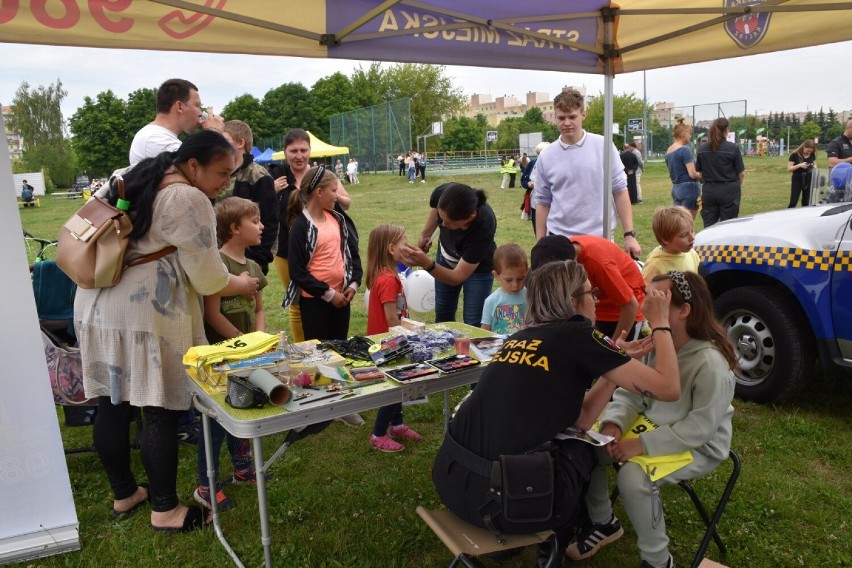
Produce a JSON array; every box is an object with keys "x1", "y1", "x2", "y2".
[{"x1": 0, "y1": 114, "x2": 80, "y2": 563}]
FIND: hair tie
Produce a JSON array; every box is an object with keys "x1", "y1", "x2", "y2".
[
  {"x1": 306, "y1": 164, "x2": 326, "y2": 194},
  {"x1": 667, "y1": 271, "x2": 692, "y2": 303}
]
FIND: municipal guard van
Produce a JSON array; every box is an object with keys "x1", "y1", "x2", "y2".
[{"x1": 694, "y1": 203, "x2": 852, "y2": 403}]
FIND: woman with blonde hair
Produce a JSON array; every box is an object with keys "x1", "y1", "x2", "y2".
[
  {"x1": 665, "y1": 118, "x2": 702, "y2": 218},
  {"x1": 787, "y1": 139, "x2": 817, "y2": 208}
]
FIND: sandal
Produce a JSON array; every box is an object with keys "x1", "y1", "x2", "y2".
[
  {"x1": 152, "y1": 505, "x2": 207, "y2": 533},
  {"x1": 111, "y1": 483, "x2": 149, "y2": 520}
]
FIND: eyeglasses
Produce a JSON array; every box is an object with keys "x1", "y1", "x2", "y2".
[{"x1": 573, "y1": 287, "x2": 600, "y2": 301}]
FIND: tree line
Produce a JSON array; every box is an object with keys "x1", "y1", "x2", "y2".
[
  {"x1": 6, "y1": 69, "x2": 847, "y2": 187},
  {"x1": 7, "y1": 63, "x2": 467, "y2": 184}
]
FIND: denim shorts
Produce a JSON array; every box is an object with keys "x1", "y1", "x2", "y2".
[{"x1": 672, "y1": 181, "x2": 701, "y2": 210}]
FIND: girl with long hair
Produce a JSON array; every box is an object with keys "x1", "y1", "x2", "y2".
[
  {"x1": 787, "y1": 139, "x2": 817, "y2": 207},
  {"x1": 271, "y1": 128, "x2": 353, "y2": 342},
  {"x1": 364, "y1": 224, "x2": 424, "y2": 452},
  {"x1": 284, "y1": 165, "x2": 361, "y2": 341},
  {"x1": 569, "y1": 271, "x2": 736, "y2": 568}
]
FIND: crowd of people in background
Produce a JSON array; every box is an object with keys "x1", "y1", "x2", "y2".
[{"x1": 66, "y1": 75, "x2": 852, "y2": 566}]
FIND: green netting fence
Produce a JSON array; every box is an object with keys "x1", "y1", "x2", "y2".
[
  {"x1": 648, "y1": 100, "x2": 748, "y2": 157},
  {"x1": 328, "y1": 98, "x2": 412, "y2": 173}
]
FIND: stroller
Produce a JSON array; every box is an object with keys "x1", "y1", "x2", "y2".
[{"x1": 31, "y1": 252, "x2": 98, "y2": 453}]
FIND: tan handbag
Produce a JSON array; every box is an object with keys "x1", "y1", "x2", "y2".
[{"x1": 56, "y1": 177, "x2": 176, "y2": 289}]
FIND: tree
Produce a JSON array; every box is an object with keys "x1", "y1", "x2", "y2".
[
  {"x1": 125, "y1": 87, "x2": 157, "y2": 145},
  {"x1": 800, "y1": 120, "x2": 820, "y2": 142},
  {"x1": 583, "y1": 92, "x2": 650, "y2": 146},
  {"x1": 310, "y1": 72, "x2": 359, "y2": 140},
  {"x1": 69, "y1": 90, "x2": 129, "y2": 177},
  {"x1": 221, "y1": 93, "x2": 266, "y2": 142},
  {"x1": 381, "y1": 63, "x2": 466, "y2": 143},
  {"x1": 259, "y1": 83, "x2": 320, "y2": 147},
  {"x1": 350, "y1": 62, "x2": 386, "y2": 108},
  {"x1": 8, "y1": 79, "x2": 76, "y2": 187},
  {"x1": 442, "y1": 116, "x2": 485, "y2": 151}
]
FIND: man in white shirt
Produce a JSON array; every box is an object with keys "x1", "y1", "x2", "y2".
[
  {"x1": 534, "y1": 89, "x2": 640, "y2": 259},
  {"x1": 128, "y1": 78, "x2": 225, "y2": 165}
]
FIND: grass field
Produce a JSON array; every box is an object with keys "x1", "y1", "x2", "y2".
[{"x1": 14, "y1": 156, "x2": 852, "y2": 568}]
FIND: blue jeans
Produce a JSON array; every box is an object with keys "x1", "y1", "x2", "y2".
[
  {"x1": 434, "y1": 253, "x2": 494, "y2": 326},
  {"x1": 671, "y1": 181, "x2": 701, "y2": 210},
  {"x1": 197, "y1": 420, "x2": 252, "y2": 490}
]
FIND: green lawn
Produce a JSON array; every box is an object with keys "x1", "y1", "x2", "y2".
[{"x1": 14, "y1": 156, "x2": 851, "y2": 567}]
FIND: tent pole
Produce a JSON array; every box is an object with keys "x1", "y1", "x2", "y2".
[{"x1": 602, "y1": 9, "x2": 615, "y2": 240}]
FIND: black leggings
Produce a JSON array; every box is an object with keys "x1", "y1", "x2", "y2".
[
  {"x1": 299, "y1": 296, "x2": 350, "y2": 340},
  {"x1": 94, "y1": 397, "x2": 182, "y2": 512}
]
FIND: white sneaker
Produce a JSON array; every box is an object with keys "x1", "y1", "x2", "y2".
[{"x1": 335, "y1": 413, "x2": 365, "y2": 427}]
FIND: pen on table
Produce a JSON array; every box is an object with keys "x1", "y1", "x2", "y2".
[{"x1": 298, "y1": 392, "x2": 343, "y2": 406}]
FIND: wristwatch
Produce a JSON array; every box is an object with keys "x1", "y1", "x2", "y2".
[{"x1": 623, "y1": 230, "x2": 637, "y2": 238}]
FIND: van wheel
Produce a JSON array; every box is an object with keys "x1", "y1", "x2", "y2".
[{"x1": 714, "y1": 287, "x2": 815, "y2": 403}]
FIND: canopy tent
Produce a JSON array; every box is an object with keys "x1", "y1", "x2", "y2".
[
  {"x1": 250, "y1": 146, "x2": 262, "y2": 158},
  {"x1": 255, "y1": 148, "x2": 275, "y2": 164},
  {"x1": 3, "y1": 0, "x2": 851, "y2": 230},
  {"x1": 3, "y1": 4, "x2": 852, "y2": 563},
  {"x1": 271, "y1": 131, "x2": 349, "y2": 160}
]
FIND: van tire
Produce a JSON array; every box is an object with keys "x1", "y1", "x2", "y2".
[{"x1": 715, "y1": 286, "x2": 815, "y2": 403}]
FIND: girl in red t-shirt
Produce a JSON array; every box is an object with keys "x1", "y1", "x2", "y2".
[{"x1": 366, "y1": 224, "x2": 424, "y2": 452}]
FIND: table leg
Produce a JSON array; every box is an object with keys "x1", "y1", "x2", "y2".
[
  {"x1": 443, "y1": 390, "x2": 451, "y2": 432},
  {"x1": 253, "y1": 436, "x2": 274, "y2": 568},
  {"x1": 201, "y1": 408, "x2": 245, "y2": 567}
]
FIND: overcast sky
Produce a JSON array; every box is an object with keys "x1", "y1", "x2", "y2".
[{"x1": 1, "y1": 41, "x2": 850, "y2": 126}]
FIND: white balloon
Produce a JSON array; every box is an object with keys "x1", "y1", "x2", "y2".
[
  {"x1": 363, "y1": 287, "x2": 371, "y2": 309},
  {"x1": 404, "y1": 269, "x2": 436, "y2": 312}
]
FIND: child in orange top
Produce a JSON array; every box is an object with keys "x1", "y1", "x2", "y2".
[
  {"x1": 365, "y1": 224, "x2": 424, "y2": 452},
  {"x1": 284, "y1": 165, "x2": 361, "y2": 341}
]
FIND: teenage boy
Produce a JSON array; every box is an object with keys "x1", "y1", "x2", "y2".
[
  {"x1": 220, "y1": 120, "x2": 279, "y2": 274},
  {"x1": 534, "y1": 89, "x2": 640, "y2": 259}
]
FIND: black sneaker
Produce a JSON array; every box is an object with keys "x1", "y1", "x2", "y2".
[
  {"x1": 565, "y1": 516, "x2": 624, "y2": 560},
  {"x1": 639, "y1": 555, "x2": 674, "y2": 568},
  {"x1": 176, "y1": 420, "x2": 201, "y2": 445}
]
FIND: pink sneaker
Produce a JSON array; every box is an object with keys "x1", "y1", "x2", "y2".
[
  {"x1": 389, "y1": 424, "x2": 424, "y2": 442},
  {"x1": 370, "y1": 434, "x2": 404, "y2": 453}
]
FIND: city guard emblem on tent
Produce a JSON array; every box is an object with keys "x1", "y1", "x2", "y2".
[{"x1": 724, "y1": 0, "x2": 772, "y2": 49}]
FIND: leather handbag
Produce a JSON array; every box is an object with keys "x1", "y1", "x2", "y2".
[{"x1": 56, "y1": 177, "x2": 175, "y2": 288}]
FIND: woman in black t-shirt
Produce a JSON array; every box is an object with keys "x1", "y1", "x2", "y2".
[
  {"x1": 695, "y1": 118, "x2": 745, "y2": 227},
  {"x1": 432, "y1": 260, "x2": 681, "y2": 551},
  {"x1": 407, "y1": 183, "x2": 496, "y2": 325},
  {"x1": 787, "y1": 139, "x2": 817, "y2": 208}
]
